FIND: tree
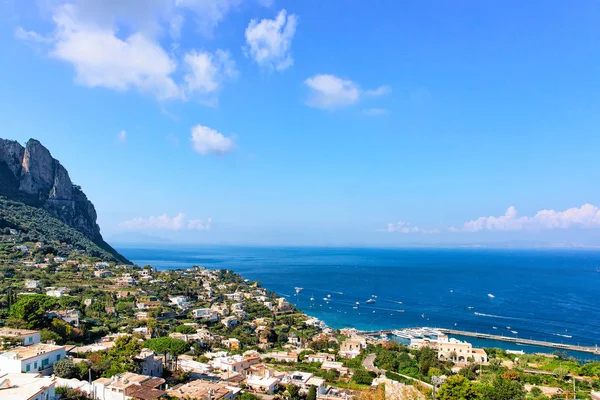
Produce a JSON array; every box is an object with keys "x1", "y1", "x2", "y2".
[
  {"x1": 176, "y1": 325, "x2": 196, "y2": 334},
  {"x1": 54, "y1": 359, "x2": 78, "y2": 379},
  {"x1": 145, "y1": 337, "x2": 189, "y2": 368},
  {"x1": 238, "y1": 393, "x2": 262, "y2": 400},
  {"x1": 478, "y1": 375, "x2": 524, "y2": 400},
  {"x1": 553, "y1": 367, "x2": 568, "y2": 380},
  {"x1": 307, "y1": 385, "x2": 317, "y2": 400},
  {"x1": 352, "y1": 370, "x2": 376, "y2": 385},
  {"x1": 437, "y1": 375, "x2": 478, "y2": 400},
  {"x1": 9, "y1": 294, "x2": 57, "y2": 329},
  {"x1": 40, "y1": 329, "x2": 62, "y2": 344},
  {"x1": 503, "y1": 370, "x2": 520, "y2": 381},
  {"x1": 286, "y1": 384, "x2": 300, "y2": 400}
]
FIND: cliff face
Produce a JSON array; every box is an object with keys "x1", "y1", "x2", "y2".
[{"x1": 1, "y1": 138, "x2": 103, "y2": 243}]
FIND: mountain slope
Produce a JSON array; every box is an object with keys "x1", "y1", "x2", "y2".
[
  {"x1": 0, "y1": 198, "x2": 129, "y2": 263},
  {"x1": 0, "y1": 138, "x2": 130, "y2": 263}
]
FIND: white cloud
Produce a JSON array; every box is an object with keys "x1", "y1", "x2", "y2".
[
  {"x1": 121, "y1": 212, "x2": 187, "y2": 230},
  {"x1": 188, "y1": 217, "x2": 212, "y2": 230},
  {"x1": 304, "y1": 74, "x2": 360, "y2": 109},
  {"x1": 121, "y1": 212, "x2": 212, "y2": 231},
  {"x1": 16, "y1": 0, "x2": 245, "y2": 102},
  {"x1": 191, "y1": 125, "x2": 236, "y2": 155},
  {"x1": 363, "y1": 108, "x2": 388, "y2": 116},
  {"x1": 117, "y1": 130, "x2": 127, "y2": 143},
  {"x1": 244, "y1": 9, "x2": 297, "y2": 71},
  {"x1": 304, "y1": 74, "x2": 390, "y2": 110},
  {"x1": 365, "y1": 85, "x2": 391, "y2": 97},
  {"x1": 384, "y1": 221, "x2": 440, "y2": 234},
  {"x1": 15, "y1": 27, "x2": 52, "y2": 43},
  {"x1": 50, "y1": 3, "x2": 181, "y2": 100},
  {"x1": 175, "y1": 0, "x2": 242, "y2": 37},
  {"x1": 183, "y1": 49, "x2": 238, "y2": 96},
  {"x1": 454, "y1": 204, "x2": 600, "y2": 232}
]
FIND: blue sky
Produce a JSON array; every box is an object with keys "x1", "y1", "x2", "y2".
[{"x1": 1, "y1": 0, "x2": 600, "y2": 246}]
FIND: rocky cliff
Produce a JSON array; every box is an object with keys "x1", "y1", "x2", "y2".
[{"x1": 0, "y1": 138, "x2": 129, "y2": 263}]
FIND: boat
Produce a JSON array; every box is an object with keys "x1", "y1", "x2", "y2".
[
  {"x1": 373, "y1": 311, "x2": 376, "y2": 313},
  {"x1": 488, "y1": 293, "x2": 495, "y2": 299},
  {"x1": 511, "y1": 330, "x2": 518, "y2": 335},
  {"x1": 310, "y1": 294, "x2": 315, "y2": 301},
  {"x1": 421, "y1": 313, "x2": 425, "y2": 318},
  {"x1": 295, "y1": 287, "x2": 303, "y2": 294},
  {"x1": 355, "y1": 301, "x2": 360, "y2": 306},
  {"x1": 372, "y1": 295, "x2": 378, "y2": 298},
  {"x1": 493, "y1": 326, "x2": 497, "y2": 330},
  {"x1": 323, "y1": 297, "x2": 329, "y2": 301},
  {"x1": 467, "y1": 306, "x2": 474, "y2": 310},
  {"x1": 450, "y1": 289, "x2": 453, "y2": 293},
  {"x1": 352, "y1": 306, "x2": 358, "y2": 309},
  {"x1": 327, "y1": 294, "x2": 331, "y2": 298},
  {"x1": 366, "y1": 298, "x2": 376, "y2": 304},
  {"x1": 398, "y1": 310, "x2": 405, "y2": 312}
]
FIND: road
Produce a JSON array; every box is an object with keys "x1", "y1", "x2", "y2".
[
  {"x1": 362, "y1": 354, "x2": 433, "y2": 389},
  {"x1": 363, "y1": 354, "x2": 382, "y2": 373}
]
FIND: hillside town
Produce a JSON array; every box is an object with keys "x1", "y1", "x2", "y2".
[{"x1": 1, "y1": 229, "x2": 600, "y2": 400}]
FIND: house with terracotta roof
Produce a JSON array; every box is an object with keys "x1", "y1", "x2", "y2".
[
  {"x1": 167, "y1": 380, "x2": 241, "y2": 399},
  {"x1": 91, "y1": 372, "x2": 166, "y2": 400}
]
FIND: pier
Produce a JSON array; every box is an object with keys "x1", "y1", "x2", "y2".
[{"x1": 362, "y1": 328, "x2": 600, "y2": 355}]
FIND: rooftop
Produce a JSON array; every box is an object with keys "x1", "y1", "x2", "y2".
[
  {"x1": 0, "y1": 344, "x2": 64, "y2": 360},
  {"x1": 0, "y1": 373, "x2": 55, "y2": 400},
  {"x1": 0, "y1": 328, "x2": 39, "y2": 337}
]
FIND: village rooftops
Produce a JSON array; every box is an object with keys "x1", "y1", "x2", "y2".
[
  {"x1": 167, "y1": 380, "x2": 241, "y2": 399},
  {"x1": 0, "y1": 372, "x2": 56, "y2": 400},
  {"x1": 94, "y1": 372, "x2": 166, "y2": 399},
  {"x1": 0, "y1": 328, "x2": 39, "y2": 337},
  {"x1": 0, "y1": 344, "x2": 65, "y2": 361}
]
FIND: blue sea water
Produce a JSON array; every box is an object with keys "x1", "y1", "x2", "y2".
[{"x1": 118, "y1": 245, "x2": 600, "y2": 357}]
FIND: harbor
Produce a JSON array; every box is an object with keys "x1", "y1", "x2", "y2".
[{"x1": 362, "y1": 327, "x2": 600, "y2": 356}]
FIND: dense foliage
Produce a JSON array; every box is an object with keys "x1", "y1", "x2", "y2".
[{"x1": 0, "y1": 197, "x2": 126, "y2": 262}]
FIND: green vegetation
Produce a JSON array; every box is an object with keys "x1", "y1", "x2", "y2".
[{"x1": 0, "y1": 197, "x2": 127, "y2": 263}]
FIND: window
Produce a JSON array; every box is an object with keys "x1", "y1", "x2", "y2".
[
  {"x1": 28, "y1": 337, "x2": 33, "y2": 343},
  {"x1": 26, "y1": 364, "x2": 31, "y2": 372},
  {"x1": 34, "y1": 361, "x2": 38, "y2": 369},
  {"x1": 42, "y1": 358, "x2": 49, "y2": 367},
  {"x1": 56, "y1": 354, "x2": 61, "y2": 361}
]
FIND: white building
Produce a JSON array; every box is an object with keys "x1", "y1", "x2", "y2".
[
  {"x1": 45, "y1": 287, "x2": 68, "y2": 298},
  {"x1": 282, "y1": 371, "x2": 326, "y2": 393},
  {"x1": 91, "y1": 372, "x2": 165, "y2": 400},
  {"x1": 0, "y1": 373, "x2": 56, "y2": 400},
  {"x1": 246, "y1": 374, "x2": 281, "y2": 393},
  {"x1": 192, "y1": 308, "x2": 219, "y2": 322},
  {"x1": 339, "y1": 337, "x2": 366, "y2": 359},
  {"x1": 410, "y1": 335, "x2": 488, "y2": 363},
  {"x1": 135, "y1": 349, "x2": 163, "y2": 377},
  {"x1": 0, "y1": 328, "x2": 40, "y2": 347},
  {"x1": 221, "y1": 316, "x2": 238, "y2": 328},
  {"x1": 169, "y1": 296, "x2": 191, "y2": 309},
  {"x1": 0, "y1": 344, "x2": 66, "y2": 374},
  {"x1": 24, "y1": 280, "x2": 40, "y2": 289},
  {"x1": 211, "y1": 355, "x2": 260, "y2": 373}
]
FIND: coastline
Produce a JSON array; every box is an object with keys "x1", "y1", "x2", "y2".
[{"x1": 119, "y1": 245, "x2": 600, "y2": 361}]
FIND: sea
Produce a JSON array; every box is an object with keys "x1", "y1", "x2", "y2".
[{"x1": 118, "y1": 245, "x2": 600, "y2": 360}]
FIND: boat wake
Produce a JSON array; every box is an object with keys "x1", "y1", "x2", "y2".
[
  {"x1": 474, "y1": 312, "x2": 520, "y2": 320},
  {"x1": 552, "y1": 333, "x2": 573, "y2": 339}
]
